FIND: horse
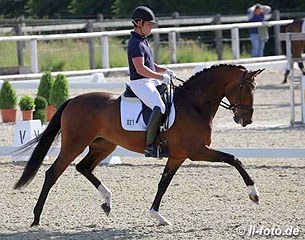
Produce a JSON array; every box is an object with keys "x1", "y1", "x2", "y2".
[
  {"x1": 14, "y1": 64, "x2": 264, "y2": 226},
  {"x1": 283, "y1": 18, "x2": 305, "y2": 83}
]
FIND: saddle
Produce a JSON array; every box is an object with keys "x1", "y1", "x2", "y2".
[
  {"x1": 120, "y1": 83, "x2": 175, "y2": 159},
  {"x1": 123, "y1": 83, "x2": 171, "y2": 126}
]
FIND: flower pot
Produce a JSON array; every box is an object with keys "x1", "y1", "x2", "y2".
[
  {"x1": 46, "y1": 105, "x2": 56, "y2": 121},
  {"x1": 1, "y1": 109, "x2": 17, "y2": 123},
  {"x1": 21, "y1": 110, "x2": 33, "y2": 121}
]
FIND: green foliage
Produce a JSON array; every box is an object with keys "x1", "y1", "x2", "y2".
[
  {"x1": 69, "y1": 0, "x2": 113, "y2": 18},
  {"x1": 34, "y1": 96, "x2": 48, "y2": 110},
  {"x1": 50, "y1": 74, "x2": 69, "y2": 109},
  {"x1": 0, "y1": 80, "x2": 17, "y2": 109},
  {"x1": 19, "y1": 95, "x2": 35, "y2": 111},
  {"x1": 33, "y1": 109, "x2": 47, "y2": 124},
  {"x1": 37, "y1": 72, "x2": 54, "y2": 105},
  {"x1": 26, "y1": 0, "x2": 71, "y2": 18}
]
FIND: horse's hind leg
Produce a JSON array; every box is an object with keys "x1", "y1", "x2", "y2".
[
  {"x1": 76, "y1": 138, "x2": 117, "y2": 216},
  {"x1": 32, "y1": 150, "x2": 79, "y2": 226}
]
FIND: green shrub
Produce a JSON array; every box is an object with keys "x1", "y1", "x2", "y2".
[
  {"x1": 19, "y1": 95, "x2": 35, "y2": 111},
  {"x1": 33, "y1": 109, "x2": 47, "y2": 124},
  {"x1": 50, "y1": 74, "x2": 69, "y2": 109},
  {"x1": 0, "y1": 80, "x2": 17, "y2": 109},
  {"x1": 34, "y1": 96, "x2": 48, "y2": 110},
  {"x1": 37, "y1": 71, "x2": 54, "y2": 105}
]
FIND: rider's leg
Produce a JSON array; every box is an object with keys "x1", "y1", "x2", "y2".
[
  {"x1": 129, "y1": 79, "x2": 166, "y2": 113},
  {"x1": 144, "y1": 106, "x2": 162, "y2": 157},
  {"x1": 129, "y1": 79, "x2": 167, "y2": 157}
]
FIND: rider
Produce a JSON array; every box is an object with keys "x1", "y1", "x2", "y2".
[{"x1": 127, "y1": 6, "x2": 176, "y2": 158}]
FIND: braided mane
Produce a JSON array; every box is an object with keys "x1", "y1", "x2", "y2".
[{"x1": 181, "y1": 64, "x2": 246, "y2": 87}]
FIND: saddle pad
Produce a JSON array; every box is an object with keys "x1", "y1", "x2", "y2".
[
  {"x1": 120, "y1": 96, "x2": 176, "y2": 131},
  {"x1": 302, "y1": 20, "x2": 305, "y2": 33}
]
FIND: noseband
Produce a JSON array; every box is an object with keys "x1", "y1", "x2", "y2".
[{"x1": 220, "y1": 70, "x2": 255, "y2": 116}]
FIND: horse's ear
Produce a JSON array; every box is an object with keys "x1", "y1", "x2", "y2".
[{"x1": 248, "y1": 69, "x2": 265, "y2": 79}]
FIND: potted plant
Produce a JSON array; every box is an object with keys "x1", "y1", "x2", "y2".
[
  {"x1": 33, "y1": 96, "x2": 47, "y2": 124},
  {"x1": 37, "y1": 71, "x2": 54, "y2": 121},
  {"x1": 19, "y1": 95, "x2": 35, "y2": 121},
  {"x1": 0, "y1": 80, "x2": 17, "y2": 123},
  {"x1": 49, "y1": 73, "x2": 69, "y2": 110}
]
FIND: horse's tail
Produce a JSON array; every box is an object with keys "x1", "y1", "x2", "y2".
[{"x1": 14, "y1": 99, "x2": 72, "y2": 189}]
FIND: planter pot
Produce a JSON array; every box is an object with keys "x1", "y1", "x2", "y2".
[
  {"x1": 21, "y1": 110, "x2": 33, "y2": 121},
  {"x1": 1, "y1": 109, "x2": 17, "y2": 123},
  {"x1": 46, "y1": 105, "x2": 56, "y2": 121}
]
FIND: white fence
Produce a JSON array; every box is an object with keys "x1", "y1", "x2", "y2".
[
  {"x1": 0, "y1": 19, "x2": 293, "y2": 74},
  {"x1": 2, "y1": 146, "x2": 305, "y2": 159}
]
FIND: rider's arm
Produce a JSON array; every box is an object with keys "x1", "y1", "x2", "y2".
[
  {"x1": 132, "y1": 57, "x2": 163, "y2": 80},
  {"x1": 154, "y1": 63, "x2": 167, "y2": 74}
]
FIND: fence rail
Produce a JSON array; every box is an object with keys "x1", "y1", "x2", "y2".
[{"x1": 0, "y1": 19, "x2": 294, "y2": 75}]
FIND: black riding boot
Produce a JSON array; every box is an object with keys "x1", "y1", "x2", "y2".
[{"x1": 144, "y1": 106, "x2": 163, "y2": 158}]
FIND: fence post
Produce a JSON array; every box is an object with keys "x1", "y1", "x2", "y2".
[
  {"x1": 231, "y1": 27, "x2": 240, "y2": 59},
  {"x1": 101, "y1": 35, "x2": 109, "y2": 68},
  {"x1": 15, "y1": 15, "x2": 25, "y2": 67},
  {"x1": 169, "y1": 31, "x2": 177, "y2": 64},
  {"x1": 214, "y1": 14, "x2": 223, "y2": 60},
  {"x1": 273, "y1": 10, "x2": 282, "y2": 55},
  {"x1": 284, "y1": 33, "x2": 295, "y2": 124},
  {"x1": 30, "y1": 39, "x2": 38, "y2": 73},
  {"x1": 86, "y1": 20, "x2": 95, "y2": 69},
  {"x1": 153, "y1": 32, "x2": 160, "y2": 64}
]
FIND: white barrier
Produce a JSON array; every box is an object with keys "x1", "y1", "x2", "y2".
[
  {"x1": 11, "y1": 120, "x2": 43, "y2": 162},
  {"x1": 1, "y1": 146, "x2": 305, "y2": 159}
]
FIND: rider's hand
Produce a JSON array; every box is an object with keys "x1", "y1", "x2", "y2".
[
  {"x1": 161, "y1": 73, "x2": 171, "y2": 85},
  {"x1": 165, "y1": 68, "x2": 176, "y2": 79}
]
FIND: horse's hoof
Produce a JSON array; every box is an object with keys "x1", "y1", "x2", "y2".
[
  {"x1": 158, "y1": 219, "x2": 172, "y2": 226},
  {"x1": 101, "y1": 203, "x2": 111, "y2": 216},
  {"x1": 249, "y1": 194, "x2": 259, "y2": 204},
  {"x1": 30, "y1": 221, "x2": 39, "y2": 227}
]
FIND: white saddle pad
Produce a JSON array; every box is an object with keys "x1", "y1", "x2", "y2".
[{"x1": 120, "y1": 95, "x2": 176, "y2": 131}]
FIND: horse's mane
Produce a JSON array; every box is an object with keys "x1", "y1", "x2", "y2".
[{"x1": 180, "y1": 64, "x2": 246, "y2": 87}]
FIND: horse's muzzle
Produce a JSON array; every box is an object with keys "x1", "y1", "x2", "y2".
[{"x1": 233, "y1": 114, "x2": 252, "y2": 127}]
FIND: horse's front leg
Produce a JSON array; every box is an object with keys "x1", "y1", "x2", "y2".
[
  {"x1": 283, "y1": 69, "x2": 289, "y2": 83},
  {"x1": 150, "y1": 158, "x2": 185, "y2": 226},
  {"x1": 298, "y1": 61, "x2": 305, "y2": 75},
  {"x1": 189, "y1": 147, "x2": 259, "y2": 204}
]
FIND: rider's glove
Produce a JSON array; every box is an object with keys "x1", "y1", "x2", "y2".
[
  {"x1": 161, "y1": 73, "x2": 171, "y2": 85},
  {"x1": 165, "y1": 68, "x2": 176, "y2": 79}
]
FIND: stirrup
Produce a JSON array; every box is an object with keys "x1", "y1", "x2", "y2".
[{"x1": 144, "y1": 145, "x2": 168, "y2": 159}]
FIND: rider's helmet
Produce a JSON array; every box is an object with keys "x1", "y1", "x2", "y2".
[{"x1": 131, "y1": 6, "x2": 157, "y2": 23}]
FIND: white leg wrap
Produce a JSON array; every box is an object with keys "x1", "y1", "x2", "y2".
[
  {"x1": 98, "y1": 183, "x2": 112, "y2": 207},
  {"x1": 248, "y1": 185, "x2": 259, "y2": 197},
  {"x1": 149, "y1": 209, "x2": 172, "y2": 226}
]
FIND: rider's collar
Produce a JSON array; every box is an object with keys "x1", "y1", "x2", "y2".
[{"x1": 131, "y1": 31, "x2": 147, "y2": 39}]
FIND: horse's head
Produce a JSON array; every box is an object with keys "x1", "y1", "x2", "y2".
[{"x1": 225, "y1": 68, "x2": 264, "y2": 127}]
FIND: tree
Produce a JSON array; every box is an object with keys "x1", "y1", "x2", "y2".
[{"x1": 69, "y1": 0, "x2": 114, "y2": 18}]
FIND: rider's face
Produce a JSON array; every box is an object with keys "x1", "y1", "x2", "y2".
[{"x1": 141, "y1": 21, "x2": 153, "y2": 36}]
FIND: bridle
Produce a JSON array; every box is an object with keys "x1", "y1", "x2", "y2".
[
  {"x1": 219, "y1": 70, "x2": 255, "y2": 116},
  {"x1": 175, "y1": 70, "x2": 256, "y2": 116}
]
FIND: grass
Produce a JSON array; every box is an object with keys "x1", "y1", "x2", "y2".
[{"x1": 0, "y1": 37, "x2": 250, "y2": 71}]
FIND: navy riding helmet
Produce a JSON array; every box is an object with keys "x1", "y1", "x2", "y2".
[{"x1": 131, "y1": 6, "x2": 157, "y2": 23}]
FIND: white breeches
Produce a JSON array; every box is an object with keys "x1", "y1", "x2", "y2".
[{"x1": 129, "y1": 78, "x2": 166, "y2": 114}]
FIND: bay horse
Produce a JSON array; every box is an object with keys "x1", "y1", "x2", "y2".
[
  {"x1": 283, "y1": 18, "x2": 305, "y2": 83},
  {"x1": 14, "y1": 64, "x2": 264, "y2": 226}
]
